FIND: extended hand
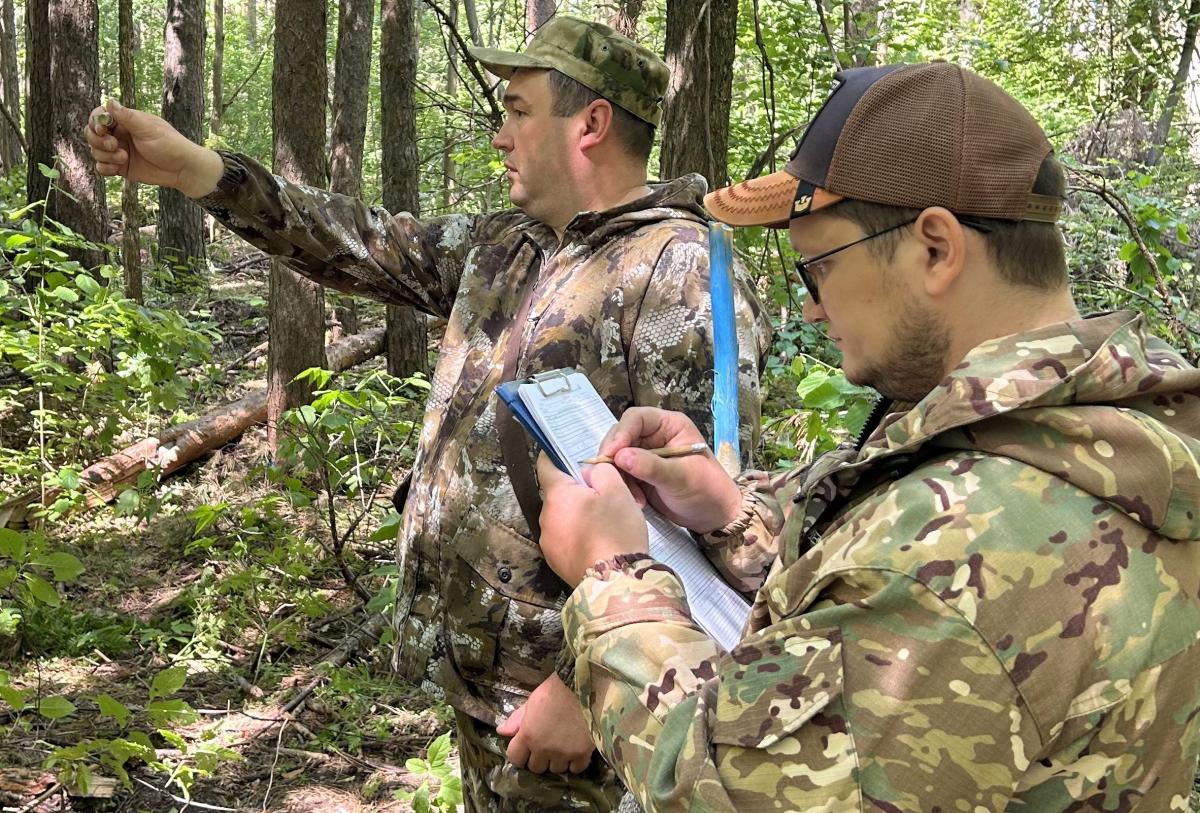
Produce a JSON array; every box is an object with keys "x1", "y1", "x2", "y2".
[
  {"x1": 495, "y1": 673, "x2": 595, "y2": 774},
  {"x1": 536, "y1": 454, "x2": 648, "y2": 588},
  {"x1": 599, "y1": 407, "x2": 742, "y2": 533},
  {"x1": 85, "y1": 99, "x2": 224, "y2": 198}
]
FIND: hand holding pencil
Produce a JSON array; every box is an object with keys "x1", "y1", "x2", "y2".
[{"x1": 592, "y1": 408, "x2": 743, "y2": 535}]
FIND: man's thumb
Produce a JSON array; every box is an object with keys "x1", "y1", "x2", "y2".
[
  {"x1": 612, "y1": 447, "x2": 667, "y2": 487},
  {"x1": 496, "y1": 705, "x2": 525, "y2": 736}
]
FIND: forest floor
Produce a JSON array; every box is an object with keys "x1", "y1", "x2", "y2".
[{"x1": 1, "y1": 253, "x2": 452, "y2": 812}]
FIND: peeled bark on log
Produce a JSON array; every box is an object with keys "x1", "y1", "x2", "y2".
[{"x1": 0, "y1": 328, "x2": 386, "y2": 529}]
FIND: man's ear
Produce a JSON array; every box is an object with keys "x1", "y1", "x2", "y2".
[
  {"x1": 913, "y1": 207, "x2": 968, "y2": 298},
  {"x1": 578, "y1": 99, "x2": 614, "y2": 153}
]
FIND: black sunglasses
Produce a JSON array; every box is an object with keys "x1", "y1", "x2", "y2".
[{"x1": 792, "y1": 216, "x2": 995, "y2": 305}]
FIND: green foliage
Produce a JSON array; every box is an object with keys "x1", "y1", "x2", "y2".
[
  {"x1": 761, "y1": 356, "x2": 877, "y2": 469},
  {"x1": 394, "y1": 730, "x2": 464, "y2": 813},
  {"x1": 0, "y1": 526, "x2": 85, "y2": 640}
]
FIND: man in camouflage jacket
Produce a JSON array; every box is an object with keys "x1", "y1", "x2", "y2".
[
  {"x1": 86, "y1": 16, "x2": 770, "y2": 811},
  {"x1": 536, "y1": 63, "x2": 1200, "y2": 811}
]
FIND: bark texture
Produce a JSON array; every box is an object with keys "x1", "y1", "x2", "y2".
[
  {"x1": 659, "y1": 0, "x2": 738, "y2": 187},
  {"x1": 119, "y1": 0, "x2": 142, "y2": 301},
  {"x1": 24, "y1": 0, "x2": 52, "y2": 206},
  {"x1": 329, "y1": 0, "x2": 376, "y2": 336},
  {"x1": 0, "y1": 0, "x2": 21, "y2": 172},
  {"x1": 48, "y1": 0, "x2": 108, "y2": 267},
  {"x1": 380, "y1": 0, "x2": 428, "y2": 378},
  {"x1": 158, "y1": 0, "x2": 207, "y2": 269},
  {"x1": 268, "y1": 0, "x2": 329, "y2": 449}
]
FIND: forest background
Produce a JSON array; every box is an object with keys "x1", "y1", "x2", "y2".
[{"x1": 0, "y1": 0, "x2": 1197, "y2": 809}]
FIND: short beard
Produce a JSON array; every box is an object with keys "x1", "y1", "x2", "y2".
[{"x1": 853, "y1": 302, "x2": 950, "y2": 402}]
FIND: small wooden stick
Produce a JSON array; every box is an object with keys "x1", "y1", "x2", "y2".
[{"x1": 580, "y1": 442, "x2": 708, "y2": 466}]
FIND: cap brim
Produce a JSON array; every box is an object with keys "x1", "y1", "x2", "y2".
[
  {"x1": 466, "y1": 46, "x2": 549, "y2": 79},
  {"x1": 704, "y1": 169, "x2": 843, "y2": 228}
]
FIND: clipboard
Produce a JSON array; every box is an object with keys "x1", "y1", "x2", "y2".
[{"x1": 495, "y1": 375, "x2": 569, "y2": 474}]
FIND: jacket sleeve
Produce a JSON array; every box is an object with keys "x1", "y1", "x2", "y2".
[
  {"x1": 195, "y1": 151, "x2": 501, "y2": 319},
  {"x1": 562, "y1": 560, "x2": 1037, "y2": 812}
]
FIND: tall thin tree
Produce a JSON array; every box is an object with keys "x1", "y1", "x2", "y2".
[
  {"x1": 247, "y1": 0, "x2": 256, "y2": 47},
  {"x1": 1146, "y1": 0, "x2": 1200, "y2": 166},
  {"x1": 442, "y1": 0, "x2": 458, "y2": 210},
  {"x1": 268, "y1": 0, "x2": 328, "y2": 448},
  {"x1": 380, "y1": 0, "x2": 427, "y2": 378},
  {"x1": 24, "y1": 0, "x2": 52, "y2": 206},
  {"x1": 48, "y1": 0, "x2": 108, "y2": 267},
  {"x1": 119, "y1": 0, "x2": 142, "y2": 302},
  {"x1": 659, "y1": 0, "x2": 738, "y2": 187},
  {"x1": 329, "y1": 0, "x2": 375, "y2": 337},
  {"x1": 526, "y1": 0, "x2": 554, "y2": 35},
  {"x1": 159, "y1": 0, "x2": 206, "y2": 271},
  {"x1": 211, "y1": 0, "x2": 224, "y2": 135},
  {"x1": 0, "y1": 0, "x2": 22, "y2": 173}
]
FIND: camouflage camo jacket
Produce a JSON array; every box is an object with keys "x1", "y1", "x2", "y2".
[
  {"x1": 197, "y1": 152, "x2": 771, "y2": 724},
  {"x1": 563, "y1": 310, "x2": 1200, "y2": 811}
]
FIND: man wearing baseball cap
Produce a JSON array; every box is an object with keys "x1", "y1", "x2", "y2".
[
  {"x1": 537, "y1": 62, "x2": 1200, "y2": 809},
  {"x1": 86, "y1": 15, "x2": 770, "y2": 810}
]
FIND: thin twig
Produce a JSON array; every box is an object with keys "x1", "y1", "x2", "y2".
[
  {"x1": 0, "y1": 101, "x2": 27, "y2": 156},
  {"x1": 423, "y1": 0, "x2": 505, "y2": 130},
  {"x1": 130, "y1": 776, "x2": 237, "y2": 812},
  {"x1": 813, "y1": 0, "x2": 843, "y2": 70}
]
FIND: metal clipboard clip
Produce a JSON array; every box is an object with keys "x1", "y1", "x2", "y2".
[{"x1": 528, "y1": 368, "x2": 578, "y2": 398}]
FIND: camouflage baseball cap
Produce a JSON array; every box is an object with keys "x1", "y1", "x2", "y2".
[{"x1": 467, "y1": 16, "x2": 669, "y2": 127}]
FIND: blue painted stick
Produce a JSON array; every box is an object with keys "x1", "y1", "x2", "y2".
[{"x1": 708, "y1": 221, "x2": 740, "y2": 475}]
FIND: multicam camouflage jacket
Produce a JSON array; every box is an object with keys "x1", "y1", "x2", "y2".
[
  {"x1": 563, "y1": 310, "x2": 1200, "y2": 811},
  {"x1": 197, "y1": 152, "x2": 771, "y2": 724}
]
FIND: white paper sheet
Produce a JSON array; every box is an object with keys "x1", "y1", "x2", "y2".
[{"x1": 519, "y1": 370, "x2": 750, "y2": 651}]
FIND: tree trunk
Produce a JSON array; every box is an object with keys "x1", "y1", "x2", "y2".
[
  {"x1": 0, "y1": 0, "x2": 22, "y2": 173},
  {"x1": 1146, "y1": 0, "x2": 1200, "y2": 166},
  {"x1": 247, "y1": 0, "x2": 256, "y2": 47},
  {"x1": 159, "y1": 0, "x2": 206, "y2": 271},
  {"x1": 442, "y1": 0, "x2": 457, "y2": 210},
  {"x1": 48, "y1": 0, "x2": 108, "y2": 268},
  {"x1": 463, "y1": 0, "x2": 483, "y2": 46},
  {"x1": 380, "y1": 0, "x2": 428, "y2": 378},
  {"x1": 119, "y1": 0, "x2": 142, "y2": 302},
  {"x1": 211, "y1": 0, "x2": 224, "y2": 135},
  {"x1": 845, "y1": 0, "x2": 882, "y2": 67},
  {"x1": 526, "y1": 0, "x2": 554, "y2": 34},
  {"x1": 659, "y1": 0, "x2": 738, "y2": 187},
  {"x1": 609, "y1": 0, "x2": 643, "y2": 37},
  {"x1": 329, "y1": 0, "x2": 375, "y2": 337},
  {"x1": 269, "y1": 0, "x2": 328, "y2": 449},
  {"x1": 24, "y1": 0, "x2": 52, "y2": 206}
]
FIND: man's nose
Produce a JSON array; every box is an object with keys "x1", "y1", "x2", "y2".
[
  {"x1": 802, "y1": 293, "x2": 827, "y2": 325},
  {"x1": 492, "y1": 120, "x2": 512, "y2": 151}
]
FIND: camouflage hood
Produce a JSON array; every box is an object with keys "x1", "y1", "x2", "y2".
[
  {"x1": 560, "y1": 172, "x2": 712, "y2": 247},
  {"x1": 863, "y1": 310, "x2": 1200, "y2": 541}
]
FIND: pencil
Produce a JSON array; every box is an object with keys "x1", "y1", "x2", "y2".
[{"x1": 580, "y1": 442, "x2": 708, "y2": 466}]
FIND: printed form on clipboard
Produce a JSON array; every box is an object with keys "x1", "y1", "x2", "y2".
[{"x1": 496, "y1": 368, "x2": 751, "y2": 651}]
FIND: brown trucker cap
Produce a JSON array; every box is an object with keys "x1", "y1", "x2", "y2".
[{"x1": 705, "y1": 63, "x2": 1064, "y2": 228}]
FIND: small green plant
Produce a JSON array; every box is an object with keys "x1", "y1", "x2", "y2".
[
  {"x1": 394, "y1": 730, "x2": 463, "y2": 813},
  {"x1": 42, "y1": 665, "x2": 238, "y2": 799},
  {"x1": 761, "y1": 356, "x2": 877, "y2": 468},
  {"x1": 0, "y1": 527, "x2": 85, "y2": 642}
]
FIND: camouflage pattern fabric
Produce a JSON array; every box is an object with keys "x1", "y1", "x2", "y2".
[
  {"x1": 454, "y1": 708, "x2": 626, "y2": 812},
  {"x1": 562, "y1": 310, "x2": 1200, "y2": 811},
  {"x1": 196, "y1": 151, "x2": 771, "y2": 804}
]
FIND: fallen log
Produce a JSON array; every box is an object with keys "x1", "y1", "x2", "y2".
[{"x1": 0, "y1": 328, "x2": 386, "y2": 530}]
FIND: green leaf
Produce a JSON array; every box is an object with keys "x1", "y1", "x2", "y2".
[
  {"x1": 1177, "y1": 223, "x2": 1190, "y2": 245},
  {"x1": 406, "y1": 757, "x2": 429, "y2": 773},
  {"x1": 146, "y1": 698, "x2": 198, "y2": 727},
  {"x1": 4, "y1": 233, "x2": 32, "y2": 249},
  {"x1": 1117, "y1": 241, "x2": 1139, "y2": 262},
  {"x1": 150, "y1": 665, "x2": 188, "y2": 700},
  {"x1": 50, "y1": 286, "x2": 79, "y2": 303},
  {"x1": 74, "y1": 274, "x2": 102, "y2": 296},
  {"x1": 38, "y1": 695, "x2": 77, "y2": 720},
  {"x1": 0, "y1": 528, "x2": 25, "y2": 561},
  {"x1": 24, "y1": 573, "x2": 61, "y2": 607},
  {"x1": 31, "y1": 551, "x2": 85, "y2": 582},
  {"x1": 57, "y1": 467, "x2": 82, "y2": 491},
  {"x1": 38, "y1": 162, "x2": 60, "y2": 179},
  {"x1": 114, "y1": 488, "x2": 141, "y2": 516},
  {"x1": 437, "y1": 775, "x2": 463, "y2": 807},
  {"x1": 0, "y1": 685, "x2": 30, "y2": 711},
  {"x1": 427, "y1": 731, "x2": 451, "y2": 768},
  {"x1": 95, "y1": 693, "x2": 131, "y2": 727}
]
